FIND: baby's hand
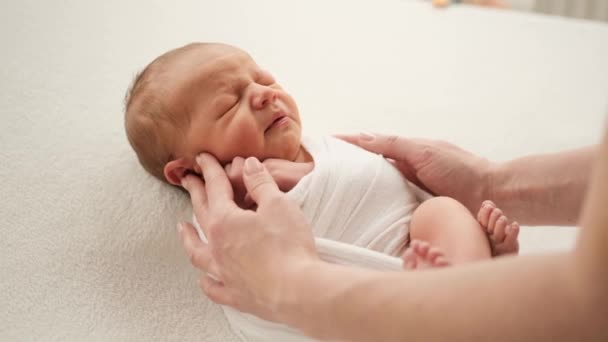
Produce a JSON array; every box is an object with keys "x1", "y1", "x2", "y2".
[
  {"x1": 224, "y1": 157, "x2": 249, "y2": 208},
  {"x1": 261, "y1": 158, "x2": 314, "y2": 192},
  {"x1": 225, "y1": 157, "x2": 313, "y2": 208}
]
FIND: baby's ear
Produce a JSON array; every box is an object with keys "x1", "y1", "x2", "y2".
[{"x1": 163, "y1": 158, "x2": 193, "y2": 186}]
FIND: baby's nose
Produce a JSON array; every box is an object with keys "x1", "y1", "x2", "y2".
[{"x1": 251, "y1": 85, "x2": 277, "y2": 110}]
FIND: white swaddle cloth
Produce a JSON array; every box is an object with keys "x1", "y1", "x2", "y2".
[{"x1": 193, "y1": 136, "x2": 430, "y2": 341}]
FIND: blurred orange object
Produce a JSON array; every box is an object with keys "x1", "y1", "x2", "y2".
[{"x1": 432, "y1": 0, "x2": 451, "y2": 7}]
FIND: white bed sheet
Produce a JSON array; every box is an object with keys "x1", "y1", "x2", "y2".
[{"x1": 2, "y1": 0, "x2": 607, "y2": 340}]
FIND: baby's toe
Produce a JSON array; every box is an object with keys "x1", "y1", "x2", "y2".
[
  {"x1": 413, "y1": 240, "x2": 430, "y2": 257},
  {"x1": 487, "y1": 208, "x2": 503, "y2": 233},
  {"x1": 491, "y1": 215, "x2": 508, "y2": 244},
  {"x1": 507, "y1": 222, "x2": 520, "y2": 240},
  {"x1": 427, "y1": 247, "x2": 444, "y2": 263},
  {"x1": 498, "y1": 222, "x2": 520, "y2": 255},
  {"x1": 402, "y1": 248, "x2": 417, "y2": 269},
  {"x1": 477, "y1": 201, "x2": 495, "y2": 227},
  {"x1": 433, "y1": 256, "x2": 450, "y2": 267},
  {"x1": 482, "y1": 200, "x2": 496, "y2": 208},
  {"x1": 408, "y1": 240, "x2": 422, "y2": 253}
]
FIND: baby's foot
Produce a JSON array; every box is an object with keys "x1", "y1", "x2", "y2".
[
  {"x1": 477, "y1": 200, "x2": 520, "y2": 256},
  {"x1": 402, "y1": 240, "x2": 451, "y2": 270}
]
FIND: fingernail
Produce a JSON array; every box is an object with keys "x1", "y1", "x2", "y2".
[
  {"x1": 244, "y1": 157, "x2": 263, "y2": 174},
  {"x1": 360, "y1": 132, "x2": 376, "y2": 141}
]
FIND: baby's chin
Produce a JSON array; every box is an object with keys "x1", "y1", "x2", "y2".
[{"x1": 270, "y1": 132, "x2": 303, "y2": 161}]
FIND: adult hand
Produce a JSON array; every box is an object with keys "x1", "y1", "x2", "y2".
[
  {"x1": 337, "y1": 133, "x2": 495, "y2": 214},
  {"x1": 224, "y1": 157, "x2": 313, "y2": 208},
  {"x1": 179, "y1": 154, "x2": 319, "y2": 321}
]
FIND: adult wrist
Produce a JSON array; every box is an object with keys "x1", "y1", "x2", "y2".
[
  {"x1": 484, "y1": 160, "x2": 510, "y2": 206},
  {"x1": 463, "y1": 159, "x2": 503, "y2": 214},
  {"x1": 274, "y1": 259, "x2": 328, "y2": 324},
  {"x1": 485, "y1": 159, "x2": 531, "y2": 221},
  {"x1": 276, "y1": 260, "x2": 362, "y2": 340}
]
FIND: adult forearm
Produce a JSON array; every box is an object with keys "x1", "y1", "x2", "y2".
[
  {"x1": 488, "y1": 146, "x2": 596, "y2": 226},
  {"x1": 281, "y1": 254, "x2": 602, "y2": 342},
  {"x1": 278, "y1": 138, "x2": 608, "y2": 341}
]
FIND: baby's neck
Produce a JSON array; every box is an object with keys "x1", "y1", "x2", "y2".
[{"x1": 294, "y1": 145, "x2": 313, "y2": 163}]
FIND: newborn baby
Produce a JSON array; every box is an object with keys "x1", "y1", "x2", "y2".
[{"x1": 124, "y1": 42, "x2": 519, "y2": 269}]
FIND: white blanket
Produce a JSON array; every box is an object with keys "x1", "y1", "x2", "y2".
[
  {"x1": 194, "y1": 136, "x2": 429, "y2": 341},
  {"x1": 292, "y1": 136, "x2": 423, "y2": 255}
]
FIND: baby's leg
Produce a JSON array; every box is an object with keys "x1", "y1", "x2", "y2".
[{"x1": 403, "y1": 197, "x2": 491, "y2": 269}]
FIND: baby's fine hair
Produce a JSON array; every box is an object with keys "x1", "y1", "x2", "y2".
[{"x1": 124, "y1": 43, "x2": 205, "y2": 182}]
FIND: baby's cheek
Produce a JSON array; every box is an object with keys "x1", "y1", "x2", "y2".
[{"x1": 230, "y1": 121, "x2": 265, "y2": 154}]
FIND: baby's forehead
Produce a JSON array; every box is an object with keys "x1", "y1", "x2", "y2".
[
  {"x1": 207, "y1": 52, "x2": 255, "y2": 76},
  {"x1": 182, "y1": 44, "x2": 254, "y2": 71},
  {"x1": 173, "y1": 46, "x2": 257, "y2": 84},
  {"x1": 161, "y1": 45, "x2": 258, "y2": 113},
  {"x1": 196, "y1": 53, "x2": 263, "y2": 91}
]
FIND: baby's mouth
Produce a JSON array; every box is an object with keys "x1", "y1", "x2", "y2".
[{"x1": 265, "y1": 113, "x2": 288, "y2": 133}]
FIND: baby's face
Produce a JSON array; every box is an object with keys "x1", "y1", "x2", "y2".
[{"x1": 167, "y1": 45, "x2": 302, "y2": 166}]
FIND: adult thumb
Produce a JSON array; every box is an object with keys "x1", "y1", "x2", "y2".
[{"x1": 242, "y1": 157, "x2": 281, "y2": 205}]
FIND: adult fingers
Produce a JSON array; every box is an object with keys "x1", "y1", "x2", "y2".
[
  {"x1": 182, "y1": 175, "x2": 209, "y2": 233},
  {"x1": 199, "y1": 274, "x2": 232, "y2": 306},
  {"x1": 338, "y1": 134, "x2": 427, "y2": 187},
  {"x1": 196, "y1": 153, "x2": 236, "y2": 211},
  {"x1": 336, "y1": 133, "x2": 428, "y2": 163},
  {"x1": 242, "y1": 193, "x2": 256, "y2": 209},
  {"x1": 386, "y1": 158, "x2": 425, "y2": 191},
  {"x1": 333, "y1": 133, "x2": 361, "y2": 146},
  {"x1": 178, "y1": 222, "x2": 218, "y2": 276},
  {"x1": 338, "y1": 133, "x2": 419, "y2": 159},
  {"x1": 242, "y1": 157, "x2": 281, "y2": 206}
]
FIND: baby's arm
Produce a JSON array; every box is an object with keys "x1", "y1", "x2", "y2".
[
  {"x1": 261, "y1": 158, "x2": 314, "y2": 191},
  {"x1": 225, "y1": 157, "x2": 313, "y2": 207}
]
